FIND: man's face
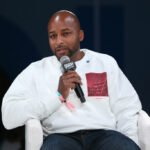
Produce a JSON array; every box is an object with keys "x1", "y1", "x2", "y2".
[{"x1": 48, "y1": 15, "x2": 83, "y2": 60}]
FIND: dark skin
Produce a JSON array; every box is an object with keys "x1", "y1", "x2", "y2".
[{"x1": 48, "y1": 11, "x2": 84, "y2": 99}]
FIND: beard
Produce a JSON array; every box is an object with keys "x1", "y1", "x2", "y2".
[{"x1": 54, "y1": 45, "x2": 79, "y2": 60}]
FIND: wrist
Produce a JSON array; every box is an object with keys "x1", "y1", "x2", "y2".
[
  {"x1": 56, "y1": 91, "x2": 75, "y2": 111},
  {"x1": 56, "y1": 91, "x2": 66, "y2": 103}
]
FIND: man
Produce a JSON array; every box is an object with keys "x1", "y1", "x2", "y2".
[{"x1": 2, "y1": 10, "x2": 142, "y2": 150}]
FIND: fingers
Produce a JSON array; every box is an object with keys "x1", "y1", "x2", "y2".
[
  {"x1": 63, "y1": 73, "x2": 81, "y2": 81},
  {"x1": 61, "y1": 70, "x2": 82, "y2": 85},
  {"x1": 58, "y1": 71, "x2": 82, "y2": 99},
  {"x1": 64, "y1": 78, "x2": 82, "y2": 86}
]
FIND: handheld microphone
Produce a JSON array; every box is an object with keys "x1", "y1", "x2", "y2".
[{"x1": 60, "y1": 56, "x2": 86, "y2": 103}]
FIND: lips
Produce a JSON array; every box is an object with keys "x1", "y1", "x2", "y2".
[
  {"x1": 55, "y1": 48, "x2": 68, "y2": 57},
  {"x1": 56, "y1": 49, "x2": 66, "y2": 54}
]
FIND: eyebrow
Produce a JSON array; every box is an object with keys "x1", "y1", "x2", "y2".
[
  {"x1": 48, "y1": 31, "x2": 55, "y2": 34},
  {"x1": 61, "y1": 28, "x2": 71, "y2": 32},
  {"x1": 48, "y1": 28, "x2": 71, "y2": 34}
]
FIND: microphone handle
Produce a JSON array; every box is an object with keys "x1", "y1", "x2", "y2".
[{"x1": 74, "y1": 83, "x2": 86, "y2": 103}]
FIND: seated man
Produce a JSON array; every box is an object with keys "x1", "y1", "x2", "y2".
[{"x1": 2, "y1": 10, "x2": 142, "y2": 150}]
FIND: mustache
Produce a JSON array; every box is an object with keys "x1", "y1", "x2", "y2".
[{"x1": 55, "y1": 45, "x2": 68, "y2": 52}]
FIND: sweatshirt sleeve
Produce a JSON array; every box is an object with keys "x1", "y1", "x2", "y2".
[
  {"x1": 108, "y1": 57, "x2": 142, "y2": 145},
  {"x1": 1, "y1": 64, "x2": 62, "y2": 130}
]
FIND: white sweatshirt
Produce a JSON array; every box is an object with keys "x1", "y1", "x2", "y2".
[{"x1": 2, "y1": 49, "x2": 142, "y2": 144}]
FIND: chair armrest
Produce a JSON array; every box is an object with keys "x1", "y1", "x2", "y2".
[
  {"x1": 138, "y1": 110, "x2": 150, "y2": 150},
  {"x1": 25, "y1": 119, "x2": 43, "y2": 150}
]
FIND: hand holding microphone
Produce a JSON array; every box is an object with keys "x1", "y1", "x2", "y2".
[
  {"x1": 58, "y1": 70, "x2": 82, "y2": 99},
  {"x1": 58, "y1": 56, "x2": 86, "y2": 103}
]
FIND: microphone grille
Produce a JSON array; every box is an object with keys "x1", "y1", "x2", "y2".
[{"x1": 60, "y1": 56, "x2": 70, "y2": 64}]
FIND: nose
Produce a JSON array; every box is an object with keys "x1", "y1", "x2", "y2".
[{"x1": 56, "y1": 35, "x2": 63, "y2": 45}]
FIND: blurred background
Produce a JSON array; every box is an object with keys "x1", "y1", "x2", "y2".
[{"x1": 0, "y1": 0, "x2": 150, "y2": 149}]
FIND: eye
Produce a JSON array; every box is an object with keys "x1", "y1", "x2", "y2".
[
  {"x1": 49, "y1": 34, "x2": 57, "y2": 39},
  {"x1": 63, "y1": 32, "x2": 71, "y2": 36}
]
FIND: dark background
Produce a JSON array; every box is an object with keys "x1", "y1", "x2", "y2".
[{"x1": 0, "y1": 0, "x2": 150, "y2": 149}]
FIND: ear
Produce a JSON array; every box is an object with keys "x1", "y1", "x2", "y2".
[{"x1": 79, "y1": 30, "x2": 84, "y2": 42}]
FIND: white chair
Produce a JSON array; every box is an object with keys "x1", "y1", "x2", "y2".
[
  {"x1": 25, "y1": 119, "x2": 43, "y2": 150},
  {"x1": 25, "y1": 110, "x2": 150, "y2": 150},
  {"x1": 138, "y1": 110, "x2": 150, "y2": 150}
]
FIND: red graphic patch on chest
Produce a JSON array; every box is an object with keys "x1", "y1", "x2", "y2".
[{"x1": 86, "y1": 72, "x2": 108, "y2": 96}]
